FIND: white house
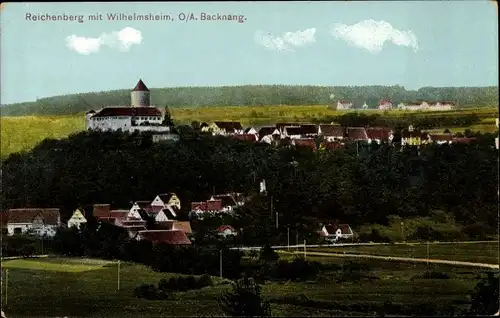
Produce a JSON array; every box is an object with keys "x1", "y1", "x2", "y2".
[
  {"x1": 128, "y1": 201, "x2": 151, "y2": 219},
  {"x1": 337, "y1": 100, "x2": 354, "y2": 110},
  {"x1": 1, "y1": 208, "x2": 61, "y2": 237},
  {"x1": 216, "y1": 225, "x2": 238, "y2": 237},
  {"x1": 85, "y1": 80, "x2": 177, "y2": 137},
  {"x1": 378, "y1": 100, "x2": 393, "y2": 110},
  {"x1": 151, "y1": 193, "x2": 181, "y2": 210},
  {"x1": 318, "y1": 223, "x2": 354, "y2": 242},
  {"x1": 67, "y1": 208, "x2": 87, "y2": 230},
  {"x1": 429, "y1": 101, "x2": 454, "y2": 111}
]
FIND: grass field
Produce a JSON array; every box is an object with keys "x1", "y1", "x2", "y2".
[
  {"x1": 307, "y1": 242, "x2": 499, "y2": 264},
  {"x1": 1, "y1": 106, "x2": 498, "y2": 157},
  {"x1": 0, "y1": 255, "x2": 490, "y2": 317}
]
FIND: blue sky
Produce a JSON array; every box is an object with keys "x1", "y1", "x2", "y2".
[{"x1": 0, "y1": 1, "x2": 498, "y2": 104}]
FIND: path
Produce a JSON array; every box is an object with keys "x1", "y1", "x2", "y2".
[{"x1": 279, "y1": 250, "x2": 500, "y2": 269}]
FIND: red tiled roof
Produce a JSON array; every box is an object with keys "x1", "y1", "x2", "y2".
[
  {"x1": 214, "y1": 121, "x2": 243, "y2": 131},
  {"x1": 231, "y1": 134, "x2": 258, "y2": 142},
  {"x1": 285, "y1": 126, "x2": 315, "y2": 136},
  {"x1": 191, "y1": 202, "x2": 208, "y2": 211},
  {"x1": 1, "y1": 209, "x2": 60, "y2": 225},
  {"x1": 173, "y1": 221, "x2": 192, "y2": 234},
  {"x1": 119, "y1": 220, "x2": 147, "y2": 227},
  {"x1": 132, "y1": 79, "x2": 150, "y2": 92},
  {"x1": 293, "y1": 138, "x2": 317, "y2": 151},
  {"x1": 325, "y1": 224, "x2": 352, "y2": 235},
  {"x1": 379, "y1": 100, "x2": 392, "y2": 105},
  {"x1": 217, "y1": 225, "x2": 236, "y2": 233},
  {"x1": 366, "y1": 127, "x2": 392, "y2": 140},
  {"x1": 93, "y1": 204, "x2": 111, "y2": 218},
  {"x1": 91, "y1": 107, "x2": 162, "y2": 118},
  {"x1": 137, "y1": 230, "x2": 191, "y2": 245},
  {"x1": 319, "y1": 124, "x2": 344, "y2": 137},
  {"x1": 109, "y1": 210, "x2": 129, "y2": 219},
  {"x1": 145, "y1": 205, "x2": 163, "y2": 214},
  {"x1": 276, "y1": 123, "x2": 300, "y2": 131},
  {"x1": 346, "y1": 127, "x2": 368, "y2": 140},
  {"x1": 207, "y1": 199, "x2": 223, "y2": 211},
  {"x1": 153, "y1": 220, "x2": 175, "y2": 230}
]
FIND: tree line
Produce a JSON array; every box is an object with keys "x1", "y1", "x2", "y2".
[
  {"x1": 1, "y1": 127, "x2": 497, "y2": 240},
  {"x1": 1, "y1": 85, "x2": 498, "y2": 116}
]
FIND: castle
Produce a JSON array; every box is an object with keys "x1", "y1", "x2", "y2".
[{"x1": 85, "y1": 80, "x2": 178, "y2": 141}]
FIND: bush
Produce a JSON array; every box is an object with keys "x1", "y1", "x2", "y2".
[
  {"x1": 196, "y1": 274, "x2": 214, "y2": 288},
  {"x1": 134, "y1": 283, "x2": 170, "y2": 300},
  {"x1": 218, "y1": 277, "x2": 272, "y2": 317},
  {"x1": 158, "y1": 274, "x2": 214, "y2": 292}
]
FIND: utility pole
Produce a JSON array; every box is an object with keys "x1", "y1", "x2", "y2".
[
  {"x1": 287, "y1": 227, "x2": 290, "y2": 250},
  {"x1": 303, "y1": 240, "x2": 306, "y2": 260},
  {"x1": 275, "y1": 212, "x2": 278, "y2": 229},
  {"x1": 219, "y1": 249, "x2": 223, "y2": 279},
  {"x1": 400, "y1": 221, "x2": 405, "y2": 243},
  {"x1": 117, "y1": 260, "x2": 121, "y2": 291},
  {"x1": 5, "y1": 269, "x2": 8, "y2": 305}
]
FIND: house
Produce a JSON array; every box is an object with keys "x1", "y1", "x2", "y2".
[
  {"x1": 189, "y1": 198, "x2": 223, "y2": 219},
  {"x1": 0, "y1": 208, "x2": 61, "y2": 237},
  {"x1": 336, "y1": 100, "x2": 353, "y2": 110},
  {"x1": 128, "y1": 201, "x2": 152, "y2": 219},
  {"x1": 135, "y1": 230, "x2": 192, "y2": 245},
  {"x1": 365, "y1": 127, "x2": 394, "y2": 144},
  {"x1": 401, "y1": 125, "x2": 423, "y2": 146},
  {"x1": 292, "y1": 138, "x2": 317, "y2": 152},
  {"x1": 258, "y1": 126, "x2": 281, "y2": 143},
  {"x1": 202, "y1": 121, "x2": 243, "y2": 135},
  {"x1": 318, "y1": 124, "x2": 345, "y2": 142},
  {"x1": 243, "y1": 127, "x2": 258, "y2": 135},
  {"x1": 151, "y1": 193, "x2": 181, "y2": 210},
  {"x1": 362, "y1": 102, "x2": 369, "y2": 109},
  {"x1": 378, "y1": 100, "x2": 393, "y2": 110},
  {"x1": 67, "y1": 208, "x2": 87, "y2": 229},
  {"x1": 346, "y1": 127, "x2": 368, "y2": 142},
  {"x1": 217, "y1": 225, "x2": 238, "y2": 237},
  {"x1": 276, "y1": 122, "x2": 300, "y2": 134},
  {"x1": 430, "y1": 101, "x2": 454, "y2": 111},
  {"x1": 283, "y1": 126, "x2": 316, "y2": 139},
  {"x1": 85, "y1": 80, "x2": 176, "y2": 136},
  {"x1": 428, "y1": 134, "x2": 453, "y2": 145},
  {"x1": 318, "y1": 223, "x2": 354, "y2": 242}
]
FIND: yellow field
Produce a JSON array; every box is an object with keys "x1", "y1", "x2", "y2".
[{"x1": 1, "y1": 106, "x2": 498, "y2": 158}]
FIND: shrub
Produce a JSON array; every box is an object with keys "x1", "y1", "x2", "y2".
[
  {"x1": 159, "y1": 275, "x2": 214, "y2": 292},
  {"x1": 218, "y1": 277, "x2": 272, "y2": 317},
  {"x1": 196, "y1": 274, "x2": 214, "y2": 288},
  {"x1": 134, "y1": 283, "x2": 170, "y2": 300}
]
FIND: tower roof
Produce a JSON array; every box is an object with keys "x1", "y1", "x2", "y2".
[{"x1": 132, "y1": 79, "x2": 150, "y2": 92}]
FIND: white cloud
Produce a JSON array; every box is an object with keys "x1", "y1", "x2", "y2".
[
  {"x1": 255, "y1": 28, "x2": 316, "y2": 52},
  {"x1": 66, "y1": 27, "x2": 143, "y2": 55},
  {"x1": 330, "y1": 19, "x2": 418, "y2": 53}
]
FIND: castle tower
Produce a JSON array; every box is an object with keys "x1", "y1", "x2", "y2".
[{"x1": 131, "y1": 79, "x2": 150, "y2": 107}]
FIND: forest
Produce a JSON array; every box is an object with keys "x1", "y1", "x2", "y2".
[
  {"x1": 1, "y1": 85, "x2": 498, "y2": 116},
  {"x1": 1, "y1": 125, "x2": 497, "y2": 243}
]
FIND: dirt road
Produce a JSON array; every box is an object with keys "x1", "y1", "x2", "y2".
[{"x1": 279, "y1": 250, "x2": 500, "y2": 269}]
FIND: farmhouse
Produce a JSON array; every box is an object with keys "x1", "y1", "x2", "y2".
[
  {"x1": 401, "y1": 125, "x2": 424, "y2": 146},
  {"x1": 202, "y1": 121, "x2": 243, "y2": 135},
  {"x1": 67, "y1": 208, "x2": 87, "y2": 229},
  {"x1": 1, "y1": 208, "x2": 61, "y2": 237},
  {"x1": 366, "y1": 127, "x2": 394, "y2": 144},
  {"x1": 85, "y1": 80, "x2": 178, "y2": 141},
  {"x1": 336, "y1": 100, "x2": 353, "y2": 110},
  {"x1": 378, "y1": 99, "x2": 393, "y2": 110},
  {"x1": 318, "y1": 124, "x2": 345, "y2": 142},
  {"x1": 318, "y1": 223, "x2": 354, "y2": 242}
]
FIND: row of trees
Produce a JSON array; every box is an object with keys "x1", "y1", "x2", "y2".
[
  {"x1": 1, "y1": 127, "x2": 497, "y2": 235},
  {"x1": 1, "y1": 85, "x2": 498, "y2": 116}
]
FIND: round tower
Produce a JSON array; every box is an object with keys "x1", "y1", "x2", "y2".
[{"x1": 131, "y1": 79, "x2": 150, "y2": 107}]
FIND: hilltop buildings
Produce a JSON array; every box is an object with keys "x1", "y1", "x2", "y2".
[{"x1": 85, "y1": 80, "x2": 179, "y2": 142}]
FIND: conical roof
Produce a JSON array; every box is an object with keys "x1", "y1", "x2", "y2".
[{"x1": 132, "y1": 79, "x2": 150, "y2": 92}]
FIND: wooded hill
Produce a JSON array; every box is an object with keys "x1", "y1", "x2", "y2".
[{"x1": 1, "y1": 85, "x2": 498, "y2": 116}]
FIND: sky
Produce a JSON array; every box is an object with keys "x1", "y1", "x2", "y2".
[{"x1": 0, "y1": 1, "x2": 498, "y2": 104}]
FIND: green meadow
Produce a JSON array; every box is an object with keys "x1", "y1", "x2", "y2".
[
  {"x1": 0, "y1": 255, "x2": 489, "y2": 317},
  {"x1": 1, "y1": 106, "x2": 498, "y2": 157}
]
